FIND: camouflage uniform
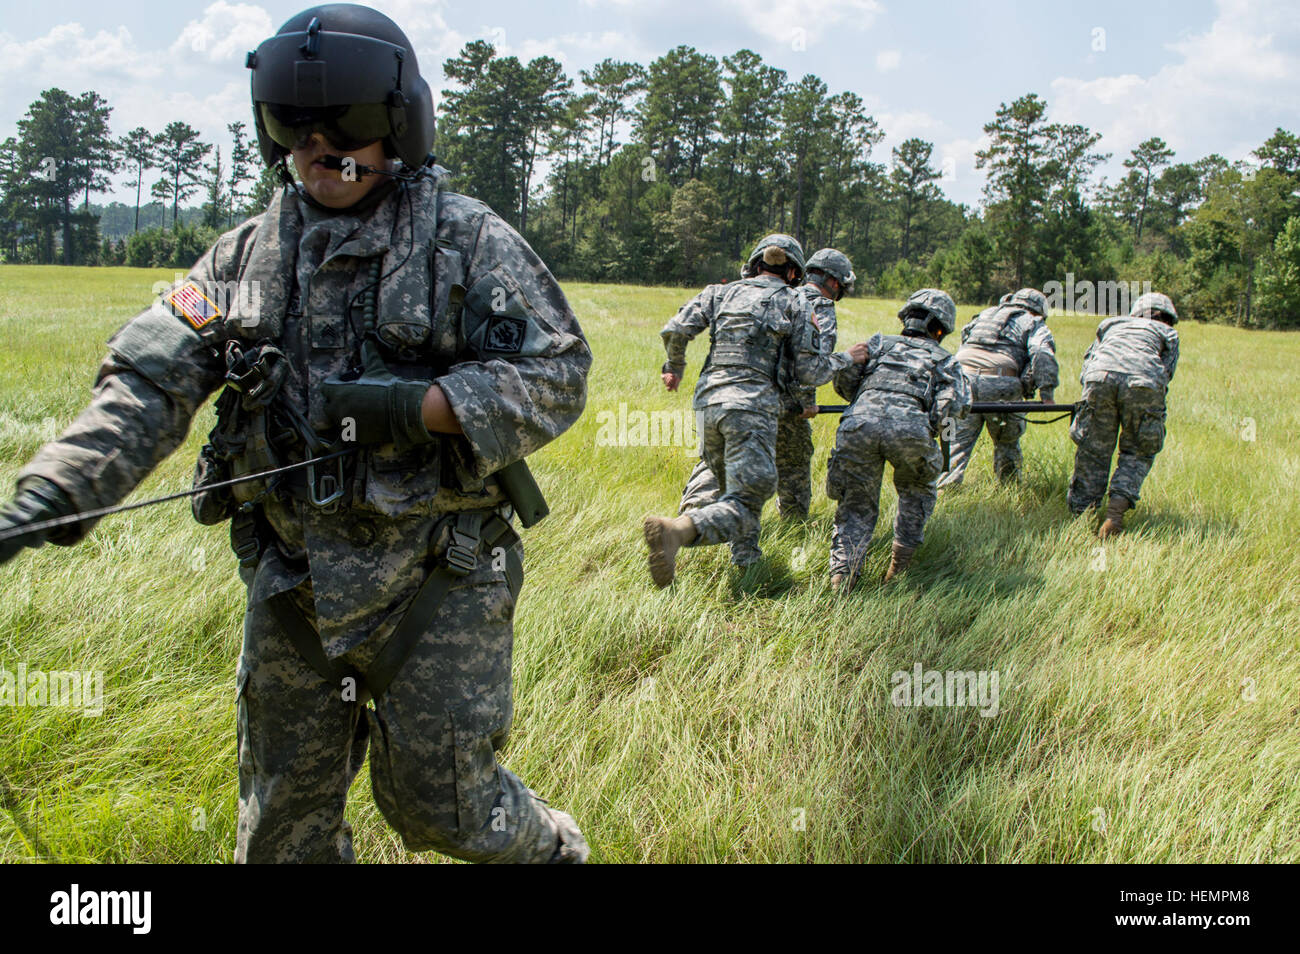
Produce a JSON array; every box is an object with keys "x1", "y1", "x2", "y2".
[
  {"x1": 1067, "y1": 315, "x2": 1178, "y2": 512},
  {"x1": 826, "y1": 333, "x2": 970, "y2": 578},
  {"x1": 677, "y1": 281, "x2": 838, "y2": 519},
  {"x1": 16, "y1": 170, "x2": 592, "y2": 863},
  {"x1": 661, "y1": 274, "x2": 850, "y2": 565},
  {"x1": 937, "y1": 303, "x2": 1058, "y2": 487}
]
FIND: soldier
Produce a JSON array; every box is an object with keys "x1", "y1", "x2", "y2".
[
  {"x1": 936, "y1": 287, "x2": 1058, "y2": 489},
  {"x1": 1068, "y1": 291, "x2": 1180, "y2": 538},
  {"x1": 676, "y1": 248, "x2": 854, "y2": 520},
  {"x1": 0, "y1": 5, "x2": 592, "y2": 864},
  {"x1": 644, "y1": 235, "x2": 867, "y2": 586},
  {"x1": 826, "y1": 289, "x2": 971, "y2": 590}
]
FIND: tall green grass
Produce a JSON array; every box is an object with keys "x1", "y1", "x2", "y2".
[{"x1": 1, "y1": 266, "x2": 1295, "y2": 862}]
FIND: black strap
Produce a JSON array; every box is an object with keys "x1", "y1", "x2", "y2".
[
  {"x1": 267, "y1": 591, "x2": 359, "y2": 690},
  {"x1": 265, "y1": 511, "x2": 519, "y2": 701},
  {"x1": 364, "y1": 511, "x2": 518, "y2": 699}
]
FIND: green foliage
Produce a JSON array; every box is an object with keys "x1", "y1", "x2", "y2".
[
  {"x1": 123, "y1": 223, "x2": 221, "y2": 269},
  {"x1": 1254, "y1": 216, "x2": 1300, "y2": 328},
  {"x1": 0, "y1": 55, "x2": 1296, "y2": 326},
  {"x1": 151, "y1": 121, "x2": 211, "y2": 230}
]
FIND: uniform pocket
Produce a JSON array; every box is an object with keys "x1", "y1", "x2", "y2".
[
  {"x1": 1069, "y1": 401, "x2": 1094, "y2": 445},
  {"x1": 1135, "y1": 408, "x2": 1166, "y2": 456},
  {"x1": 449, "y1": 694, "x2": 508, "y2": 840},
  {"x1": 235, "y1": 670, "x2": 256, "y2": 782}
]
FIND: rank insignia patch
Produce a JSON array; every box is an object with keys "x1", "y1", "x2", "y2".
[
  {"x1": 165, "y1": 282, "x2": 222, "y2": 331},
  {"x1": 484, "y1": 315, "x2": 527, "y2": 354}
]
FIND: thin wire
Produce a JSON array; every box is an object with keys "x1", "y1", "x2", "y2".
[{"x1": 0, "y1": 448, "x2": 357, "y2": 544}]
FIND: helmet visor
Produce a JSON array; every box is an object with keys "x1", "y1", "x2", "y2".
[{"x1": 259, "y1": 102, "x2": 391, "y2": 153}]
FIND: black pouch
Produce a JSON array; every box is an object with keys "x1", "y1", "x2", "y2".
[{"x1": 192, "y1": 442, "x2": 236, "y2": 526}]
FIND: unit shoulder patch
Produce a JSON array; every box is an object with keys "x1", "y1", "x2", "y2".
[{"x1": 483, "y1": 314, "x2": 527, "y2": 354}]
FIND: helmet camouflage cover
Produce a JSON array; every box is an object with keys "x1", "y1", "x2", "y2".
[
  {"x1": 743, "y1": 233, "x2": 806, "y2": 281},
  {"x1": 1008, "y1": 287, "x2": 1049, "y2": 318},
  {"x1": 805, "y1": 248, "x2": 855, "y2": 293},
  {"x1": 1130, "y1": 291, "x2": 1179, "y2": 324},
  {"x1": 899, "y1": 288, "x2": 957, "y2": 334}
]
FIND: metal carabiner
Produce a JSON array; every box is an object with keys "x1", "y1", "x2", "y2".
[{"x1": 307, "y1": 454, "x2": 345, "y2": 512}]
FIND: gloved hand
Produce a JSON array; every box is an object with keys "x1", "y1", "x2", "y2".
[
  {"x1": 320, "y1": 340, "x2": 436, "y2": 449},
  {"x1": 0, "y1": 478, "x2": 74, "y2": 567}
]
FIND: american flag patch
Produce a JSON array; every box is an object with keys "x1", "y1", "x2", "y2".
[{"x1": 165, "y1": 282, "x2": 222, "y2": 331}]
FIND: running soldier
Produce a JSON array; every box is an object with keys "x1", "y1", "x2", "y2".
[
  {"x1": 1068, "y1": 292, "x2": 1180, "y2": 538},
  {"x1": 827, "y1": 289, "x2": 971, "y2": 590},
  {"x1": 644, "y1": 235, "x2": 867, "y2": 586},
  {"x1": 677, "y1": 248, "x2": 854, "y2": 519},
  {"x1": 936, "y1": 287, "x2": 1058, "y2": 488}
]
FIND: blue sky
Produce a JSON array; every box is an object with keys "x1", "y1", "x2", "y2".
[{"x1": 1, "y1": 0, "x2": 1295, "y2": 208}]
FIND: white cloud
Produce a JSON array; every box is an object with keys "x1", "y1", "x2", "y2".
[
  {"x1": 0, "y1": 23, "x2": 161, "y2": 83},
  {"x1": 170, "y1": 2, "x2": 273, "y2": 63},
  {"x1": 876, "y1": 49, "x2": 901, "y2": 72},
  {"x1": 725, "y1": 0, "x2": 885, "y2": 46},
  {"x1": 1049, "y1": 0, "x2": 1300, "y2": 168},
  {"x1": 508, "y1": 31, "x2": 654, "y2": 68}
]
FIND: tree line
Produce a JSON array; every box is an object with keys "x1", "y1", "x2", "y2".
[{"x1": 3, "y1": 44, "x2": 1299, "y2": 327}]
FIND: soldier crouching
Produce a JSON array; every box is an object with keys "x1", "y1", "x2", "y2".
[{"x1": 826, "y1": 289, "x2": 971, "y2": 590}]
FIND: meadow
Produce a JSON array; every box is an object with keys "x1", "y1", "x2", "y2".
[{"x1": 0, "y1": 265, "x2": 1296, "y2": 862}]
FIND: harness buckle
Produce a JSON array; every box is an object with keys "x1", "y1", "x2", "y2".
[{"x1": 442, "y1": 513, "x2": 483, "y2": 577}]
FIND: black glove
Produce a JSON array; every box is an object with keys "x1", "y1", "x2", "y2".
[
  {"x1": 0, "y1": 478, "x2": 75, "y2": 567},
  {"x1": 320, "y1": 340, "x2": 436, "y2": 449}
]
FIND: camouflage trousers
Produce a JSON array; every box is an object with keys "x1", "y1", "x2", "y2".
[
  {"x1": 683, "y1": 405, "x2": 778, "y2": 566},
  {"x1": 937, "y1": 373, "x2": 1026, "y2": 488},
  {"x1": 1067, "y1": 372, "x2": 1167, "y2": 513},
  {"x1": 826, "y1": 415, "x2": 941, "y2": 577},
  {"x1": 678, "y1": 410, "x2": 813, "y2": 519},
  {"x1": 234, "y1": 538, "x2": 567, "y2": 864}
]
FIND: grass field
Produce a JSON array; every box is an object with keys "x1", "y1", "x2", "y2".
[{"x1": 1, "y1": 264, "x2": 1296, "y2": 863}]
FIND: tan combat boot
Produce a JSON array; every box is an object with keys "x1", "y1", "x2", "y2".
[
  {"x1": 643, "y1": 515, "x2": 697, "y2": 588},
  {"x1": 883, "y1": 542, "x2": 916, "y2": 583},
  {"x1": 1098, "y1": 495, "x2": 1131, "y2": 539},
  {"x1": 830, "y1": 572, "x2": 852, "y2": 594}
]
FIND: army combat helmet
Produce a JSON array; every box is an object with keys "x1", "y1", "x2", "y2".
[
  {"x1": 742, "y1": 234, "x2": 806, "y2": 284},
  {"x1": 1131, "y1": 291, "x2": 1179, "y2": 324},
  {"x1": 899, "y1": 288, "x2": 957, "y2": 336},
  {"x1": 806, "y1": 248, "x2": 855, "y2": 300},
  {"x1": 246, "y1": 4, "x2": 436, "y2": 169},
  {"x1": 1008, "y1": 287, "x2": 1049, "y2": 318}
]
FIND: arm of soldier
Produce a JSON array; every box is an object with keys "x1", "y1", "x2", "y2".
[
  {"x1": 1163, "y1": 328, "x2": 1180, "y2": 385},
  {"x1": 1027, "y1": 323, "x2": 1060, "y2": 401},
  {"x1": 792, "y1": 299, "x2": 862, "y2": 388},
  {"x1": 431, "y1": 212, "x2": 593, "y2": 478},
  {"x1": 14, "y1": 248, "x2": 239, "y2": 544},
  {"x1": 814, "y1": 300, "x2": 838, "y2": 353},
  {"x1": 659, "y1": 285, "x2": 716, "y2": 380},
  {"x1": 932, "y1": 355, "x2": 974, "y2": 430},
  {"x1": 1079, "y1": 321, "x2": 1106, "y2": 384},
  {"x1": 831, "y1": 332, "x2": 880, "y2": 402}
]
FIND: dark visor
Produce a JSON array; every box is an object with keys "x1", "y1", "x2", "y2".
[{"x1": 259, "y1": 102, "x2": 391, "y2": 152}]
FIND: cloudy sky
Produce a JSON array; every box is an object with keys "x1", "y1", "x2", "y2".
[{"x1": 1, "y1": 0, "x2": 1297, "y2": 207}]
